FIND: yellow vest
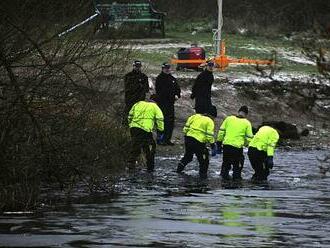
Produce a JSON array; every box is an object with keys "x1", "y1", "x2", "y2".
[
  {"x1": 183, "y1": 114, "x2": 215, "y2": 143},
  {"x1": 217, "y1": 115, "x2": 253, "y2": 148},
  {"x1": 249, "y1": 126, "x2": 279, "y2": 156},
  {"x1": 128, "y1": 101, "x2": 164, "y2": 132}
]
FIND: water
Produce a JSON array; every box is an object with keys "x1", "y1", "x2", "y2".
[{"x1": 1, "y1": 150, "x2": 330, "y2": 247}]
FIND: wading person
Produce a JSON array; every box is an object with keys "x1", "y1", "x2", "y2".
[
  {"x1": 248, "y1": 125, "x2": 279, "y2": 181},
  {"x1": 177, "y1": 106, "x2": 217, "y2": 179},
  {"x1": 124, "y1": 60, "x2": 149, "y2": 125},
  {"x1": 190, "y1": 61, "x2": 215, "y2": 114},
  {"x1": 155, "y1": 62, "x2": 181, "y2": 146},
  {"x1": 217, "y1": 106, "x2": 253, "y2": 180},
  {"x1": 127, "y1": 95, "x2": 164, "y2": 172}
]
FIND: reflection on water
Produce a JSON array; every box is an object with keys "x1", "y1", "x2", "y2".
[{"x1": 1, "y1": 150, "x2": 330, "y2": 247}]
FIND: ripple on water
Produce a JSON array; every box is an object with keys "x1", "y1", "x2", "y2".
[{"x1": 1, "y1": 150, "x2": 330, "y2": 247}]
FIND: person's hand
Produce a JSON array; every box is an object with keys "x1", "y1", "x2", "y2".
[
  {"x1": 210, "y1": 143, "x2": 217, "y2": 157},
  {"x1": 156, "y1": 132, "x2": 164, "y2": 144},
  {"x1": 216, "y1": 141, "x2": 222, "y2": 154},
  {"x1": 265, "y1": 156, "x2": 274, "y2": 169}
]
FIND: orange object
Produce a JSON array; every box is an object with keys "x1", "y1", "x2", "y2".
[{"x1": 171, "y1": 41, "x2": 275, "y2": 71}]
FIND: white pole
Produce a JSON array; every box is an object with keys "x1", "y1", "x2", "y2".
[{"x1": 215, "y1": 0, "x2": 223, "y2": 56}]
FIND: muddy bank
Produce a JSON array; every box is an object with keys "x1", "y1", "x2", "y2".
[{"x1": 150, "y1": 76, "x2": 330, "y2": 154}]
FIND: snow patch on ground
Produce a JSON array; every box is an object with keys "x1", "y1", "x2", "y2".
[
  {"x1": 240, "y1": 44, "x2": 315, "y2": 65},
  {"x1": 240, "y1": 44, "x2": 270, "y2": 53},
  {"x1": 180, "y1": 89, "x2": 192, "y2": 96},
  {"x1": 277, "y1": 49, "x2": 316, "y2": 65},
  {"x1": 150, "y1": 71, "x2": 330, "y2": 86},
  {"x1": 122, "y1": 42, "x2": 212, "y2": 51}
]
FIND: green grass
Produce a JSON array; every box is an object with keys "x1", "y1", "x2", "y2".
[{"x1": 118, "y1": 21, "x2": 318, "y2": 75}]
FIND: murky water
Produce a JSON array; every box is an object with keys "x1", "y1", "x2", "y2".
[{"x1": 1, "y1": 150, "x2": 330, "y2": 247}]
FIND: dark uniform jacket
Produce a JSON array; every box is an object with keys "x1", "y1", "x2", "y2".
[
  {"x1": 124, "y1": 70, "x2": 149, "y2": 106},
  {"x1": 155, "y1": 72, "x2": 181, "y2": 106},
  {"x1": 191, "y1": 70, "x2": 214, "y2": 113}
]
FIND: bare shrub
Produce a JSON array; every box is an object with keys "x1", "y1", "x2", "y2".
[{"x1": 0, "y1": 0, "x2": 131, "y2": 211}]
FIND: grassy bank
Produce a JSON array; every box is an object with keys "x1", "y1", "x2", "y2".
[{"x1": 127, "y1": 20, "x2": 318, "y2": 76}]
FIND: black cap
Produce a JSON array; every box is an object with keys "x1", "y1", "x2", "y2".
[
  {"x1": 162, "y1": 62, "x2": 171, "y2": 69},
  {"x1": 238, "y1": 105, "x2": 248, "y2": 115},
  {"x1": 133, "y1": 60, "x2": 142, "y2": 67},
  {"x1": 207, "y1": 61, "x2": 215, "y2": 67}
]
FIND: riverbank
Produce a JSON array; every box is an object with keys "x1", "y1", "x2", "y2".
[{"x1": 149, "y1": 74, "x2": 330, "y2": 158}]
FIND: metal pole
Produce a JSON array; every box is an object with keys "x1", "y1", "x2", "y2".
[
  {"x1": 58, "y1": 12, "x2": 100, "y2": 37},
  {"x1": 215, "y1": 0, "x2": 223, "y2": 56}
]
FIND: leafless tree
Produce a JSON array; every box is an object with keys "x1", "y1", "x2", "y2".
[{"x1": 0, "y1": 0, "x2": 132, "y2": 210}]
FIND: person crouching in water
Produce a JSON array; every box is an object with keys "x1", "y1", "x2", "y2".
[
  {"x1": 127, "y1": 95, "x2": 164, "y2": 172},
  {"x1": 217, "y1": 106, "x2": 253, "y2": 180},
  {"x1": 248, "y1": 125, "x2": 279, "y2": 181},
  {"x1": 177, "y1": 106, "x2": 217, "y2": 179}
]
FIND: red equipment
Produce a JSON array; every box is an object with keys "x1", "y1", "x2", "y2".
[{"x1": 176, "y1": 44, "x2": 205, "y2": 71}]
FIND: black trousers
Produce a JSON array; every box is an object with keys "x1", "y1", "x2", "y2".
[
  {"x1": 159, "y1": 103, "x2": 174, "y2": 143},
  {"x1": 248, "y1": 147, "x2": 269, "y2": 181},
  {"x1": 180, "y1": 136, "x2": 209, "y2": 177},
  {"x1": 128, "y1": 127, "x2": 156, "y2": 172},
  {"x1": 195, "y1": 97, "x2": 212, "y2": 114},
  {"x1": 123, "y1": 101, "x2": 136, "y2": 126},
  {"x1": 221, "y1": 145, "x2": 244, "y2": 180}
]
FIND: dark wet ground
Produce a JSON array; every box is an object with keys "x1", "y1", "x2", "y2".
[{"x1": 1, "y1": 149, "x2": 330, "y2": 247}]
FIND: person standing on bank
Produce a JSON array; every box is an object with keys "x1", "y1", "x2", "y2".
[
  {"x1": 248, "y1": 125, "x2": 279, "y2": 181},
  {"x1": 124, "y1": 60, "x2": 149, "y2": 124},
  {"x1": 190, "y1": 61, "x2": 215, "y2": 114},
  {"x1": 177, "y1": 106, "x2": 217, "y2": 179},
  {"x1": 127, "y1": 95, "x2": 164, "y2": 172},
  {"x1": 155, "y1": 63, "x2": 181, "y2": 146},
  {"x1": 217, "y1": 106, "x2": 253, "y2": 180}
]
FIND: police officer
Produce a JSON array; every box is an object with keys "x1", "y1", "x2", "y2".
[
  {"x1": 217, "y1": 106, "x2": 253, "y2": 180},
  {"x1": 191, "y1": 61, "x2": 215, "y2": 114},
  {"x1": 177, "y1": 106, "x2": 217, "y2": 179},
  {"x1": 248, "y1": 125, "x2": 279, "y2": 181},
  {"x1": 155, "y1": 63, "x2": 181, "y2": 146},
  {"x1": 124, "y1": 60, "x2": 149, "y2": 124},
  {"x1": 127, "y1": 95, "x2": 164, "y2": 172}
]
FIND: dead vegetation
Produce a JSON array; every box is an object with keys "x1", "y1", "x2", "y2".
[{"x1": 0, "y1": 0, "x2": 131, "y2": 211}]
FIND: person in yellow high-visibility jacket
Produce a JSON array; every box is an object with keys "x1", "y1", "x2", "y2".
[
  {"x1": 248, "y1": 125, "x2": 279, "y2": 181},
  {"x1": 128, "y1": 95, "x2": 164, "y2": 172},
  {"x1": 177, "y1": 106, "x2": 217, "y2": 179},
  {"x1": 216, "y1": 106, "x2": 253, "y2": 180}
]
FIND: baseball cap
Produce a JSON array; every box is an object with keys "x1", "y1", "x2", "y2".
[
  {"x1": 162, "y1": 62, "x2": 171, "y2": 69},
  {"x1": 133, "y1": 60, "x2": 142, "y2": 67},
  {"x1": 207, "y1": 61, "x2": 215, "y2": 67},
  {"x1": 238, "y1": 105, "x2": 249, "y2": 115}
]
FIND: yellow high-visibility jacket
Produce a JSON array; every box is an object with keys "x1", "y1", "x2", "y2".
[
  {"x1": 249, "y1": 126, "x2": 279, "y2": 156},
  {"x1": 128, "y1": 101, "x2": 164, "y2": 132},
  {"x1": 183, "y1": 114, "x2": 215, "y2": 144},
  {"x1": 217, "y1": 115, "x2": 253, "y2": 148}
]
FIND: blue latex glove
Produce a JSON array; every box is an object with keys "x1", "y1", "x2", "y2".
[
  {"x1": 156, "y1": 132, "x2": 164, "y2": 144},
  {"x1": 216, "y1": 141, "x2": 223, "y2": 154},
  {"x1": 265, "y1": 156, "x2": 274, "y2": 169},
  {"x1": 211, "y1": 143, "x2": 217, "y2": 157}
]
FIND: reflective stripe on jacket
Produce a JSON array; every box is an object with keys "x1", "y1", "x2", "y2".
[
  {"x1": 183, "y1": 114, "x2": 215, "y2": 144},
  {"x1": 128, "y1": 101, "x2": 164, "y2": 132},
  {"x1": 249, "y1": 126, "x2": 279, "y2": 156},
  {"x1": 217, "y1": 115, "x2": 253, "y2": 148}
]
